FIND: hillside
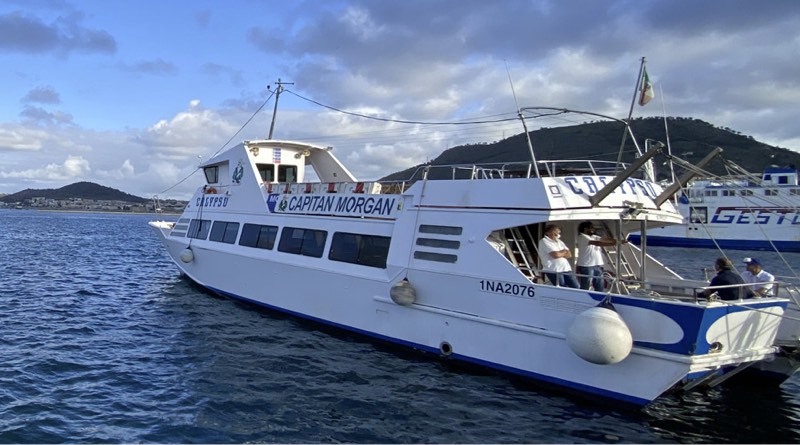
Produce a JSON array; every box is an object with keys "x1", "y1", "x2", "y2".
[
  {"x1": 381, "y1": 117, "x2": 800, "y2": 181},
  {"x1": 0, "y1": 181, "x2": 147, "y2": 204}
]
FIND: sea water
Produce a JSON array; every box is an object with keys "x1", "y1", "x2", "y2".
[{"x1": 1, "y1": 209, "x2": 798, "y2": 443}]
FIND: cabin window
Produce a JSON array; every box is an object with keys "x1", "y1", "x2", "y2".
[
  {"x1": 419, "y1": 224, "x2": 463, "y2": 235},
  {"x1": 329, "y1": 232, "x2": 391, "y2": 268},
  {"x1": 209, "y1": 221, "x2": 240, "y2": 244},
  {"x1": 689, "y1": 207, "x2": 707, "y2": 224},
  {"x1": 765, "y1": 189, "x2": 779, "y2": 196},
  {"x1": 278, "y1": 165, "x2": 297, "y2": 183},
  {"x1": 778, "y1": 176, "x2": 789, "y2": 185},
  {"x1": 239, "y1": 223, "x2": 279, "y2": 250},
  {"x1": 204, "y1": 166, "x2": 219, "y2": 184},
  {"x1": 704, "y1": 190, "x2": 717, "y2": 197},
  {"x1": 740, "y1": 189, "x2": 753, "y2": 196},
  {"x1": 722, "y1": 190, "x2": 736, "y2": 197},
  {"x1": 413, "y1": 251, "x2": 458, "y2": 263},
  {"x1": 187, "y1": 219, "x2": 212, "y2": 240},
  {"x1": 791, "y1": 189, "x2": 800, "y2": 196},
  {"x1": 257, "y1": 164, "x2": 275, "y2": 182},
  {"x1": 278, "y1": 227, "x2": 327, "y2": 258},
  {"x1": 416, "y1": 238, "x2": 460, "y2": 249}
]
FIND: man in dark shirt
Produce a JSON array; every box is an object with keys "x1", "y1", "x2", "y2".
[{"x1": 698, "y1": 257, "x2": 747, "y2": 300}]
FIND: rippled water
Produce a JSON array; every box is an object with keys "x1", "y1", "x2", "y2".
[{"x1": 1, "y1": 209, "x2": 799, "y2": 443}]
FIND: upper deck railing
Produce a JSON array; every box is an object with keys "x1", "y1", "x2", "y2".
[
  {"x1": 411, "y1": 159, "x2": 635, "y2": 181},
  {"x1": 234, "y1": 159, "x2": 645, "y2": 196}
]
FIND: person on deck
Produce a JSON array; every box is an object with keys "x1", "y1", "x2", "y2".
[
  {"x1": 697, "y1": 257, "x2": 748, "y2": 300},
  {"x1": 575, "y1": 221, "x2": 623, "y2": 291},
  {"x1": 538, "y1": 224, "x2": 580, "y2": 288},
  {"x1": 742, "y1": 257, "x2": 775, "y2": 297}
]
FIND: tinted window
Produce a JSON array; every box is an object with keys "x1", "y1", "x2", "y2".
[
  {"x1": 278, "y1": 227, "x2": 327, "y2": 258},
  {"x1": 187, "y1": 219, "x2": 212, "y2": 239},
  {"x1": 278, "y1": 165, "x2": 297, "y2": 183},
  {"x1": 419, "y1": 224, "x2": 462, "y2": 235},
  {"x1": 257, "y1": 164, "x2": 275, "y2": 182},
  {"x1": 204, "y1": 166, "x2": 219, "y2": 183},
  {"x1": 329, "y1": 232, "x2": 390, "y2": 268},
  {"x1": 239, "y1": 223, "x2": 278, "y2": 250},
  {"x1": 210, "y1": 221, "x2": 240, "y2": 244}
]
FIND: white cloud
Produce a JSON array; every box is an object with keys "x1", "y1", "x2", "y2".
[
  {"x1": 0, "y1": 126, "x2": 47, "y2": 151},
  {"x1": 96, "y1": 159, "x2": 135, "y2": 180},
  {"x1": 137, "y1": 100, "x2": 241, "y2": 161},
  {"x1": 0, "y1": 155, "x2": 90, "y2": 180}
]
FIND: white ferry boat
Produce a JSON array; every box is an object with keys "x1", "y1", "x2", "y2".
[
  {"x1": 149, "y1": 108, "x2": 794, "y2": 406},
  {"x1": 629, "y1": 168, "x2": 800, "y2": 251}
]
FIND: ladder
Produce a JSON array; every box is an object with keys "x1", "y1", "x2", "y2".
[
  {"x1": 602, "y1": 244, "x2": 638, "y2": 282},
  {"x1": 505, "y1": 226, "x2": 539, "y2": 282}
]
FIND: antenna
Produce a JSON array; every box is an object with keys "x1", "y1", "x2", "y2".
[
  {"x1": 505, "y1": 62, "x2": 539, "y2": 177},
  {"x1": 268, "y1": 78, "x2": 294, "y2": 140}
]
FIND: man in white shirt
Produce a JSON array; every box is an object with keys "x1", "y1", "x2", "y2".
[
  {"x1": 576, "y1": 221, "x2": 621, "y2": 291},
  {"x1": 742, "y1": 257, "x2": 775, "y2": 297},
  {"x1": 537, "y1": 223, "x2": 579, "y2": 288}
]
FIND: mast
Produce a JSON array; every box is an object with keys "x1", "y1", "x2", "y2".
[
  {"x1": 615, "y1": 57, "x2": 648, "y2": 176},
  {"x1": 268, "y1": 78, "x2": 294, "y2": 140},
  {"x1": 506, "y1": 63, "x2": 540, "y2": 177}
]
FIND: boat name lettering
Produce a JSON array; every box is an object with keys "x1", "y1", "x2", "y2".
[
  {"x1": 479, "y1": 280, "x2": 535, "y2": 298},
  {"x1": 267, "y1": 193, "x2": 398, "y2": 217},
  {"x1": 710, "y1": 208, "x2": 800, "y2": 225},
  {"x1": 195, "y1": 195, "x2": 229, "y2": 208},
  {"x1": 563, "y1": 176, "x2": 657, "y2": 199}
]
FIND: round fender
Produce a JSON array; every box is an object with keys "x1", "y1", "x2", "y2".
[{"x1": 567, "y1": 306, "x2": 633, "y2": 365}]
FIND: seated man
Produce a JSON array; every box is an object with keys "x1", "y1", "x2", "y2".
[
  {"x1": 697, "y1": 257, "x2": 748, "y2": 300},
  {"x1": 742, "y1": 257, "x2": 775, "y2": 297}
]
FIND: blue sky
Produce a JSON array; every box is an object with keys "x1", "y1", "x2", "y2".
[{"x1": 1, "y1": 0, "x2": 798, "y2": 199}]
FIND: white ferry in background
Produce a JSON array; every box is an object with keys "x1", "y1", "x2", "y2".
[
  {"x1": 149, "y1": 105, "x2": 796, "y2": 407},
  {"x1": 629, "y1": 167, "x2": 800, "y2": 251}
]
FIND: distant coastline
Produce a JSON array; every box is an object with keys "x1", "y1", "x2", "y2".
[
  {"x1": 0, "y1": 207, "x2": 183, "y2": 216},
  {"x1": 0, "y1": 181, "x2": 188, "y2": 214}
]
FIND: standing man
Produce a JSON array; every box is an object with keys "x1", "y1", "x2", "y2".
[
  {"x1": 742, "y1": 257, "x2": 775, "y2": 297},
  {"x1": 576, "y1": 221, "x2": 622, "y2": 291},
  {"x1": 538, "y1": 223, "x2": 580, "y2": 288}
]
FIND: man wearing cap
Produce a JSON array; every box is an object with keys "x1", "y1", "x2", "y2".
[{"x1": 742, "y1": 257, "x2": 775, "y2": 297}]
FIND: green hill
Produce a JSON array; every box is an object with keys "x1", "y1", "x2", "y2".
[
  {"x1": 382, "y1": 117, "x2": 799, "y2": 181},
  {"x1": 0, "y1": 181, "x2": 147, "y2": 203}
]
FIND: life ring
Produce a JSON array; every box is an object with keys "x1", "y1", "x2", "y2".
[{"x1": 206, "y1": 187, "x2": 217, "y2": 194}]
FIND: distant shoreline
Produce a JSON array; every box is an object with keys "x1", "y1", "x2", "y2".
[{"x1": 0, "y1": 207, "x2": 182, "y2": 216}]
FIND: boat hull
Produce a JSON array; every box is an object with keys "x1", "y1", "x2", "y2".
[
  {"x1": 629, "y1": 234, "x2": 800, "y2": 252},
  {"x1": 151, "y1": 221, "x2": 784, "y2": 406}
]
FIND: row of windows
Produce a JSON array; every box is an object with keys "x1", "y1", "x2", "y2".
[
  {"x1": 202, "y1": 163, "x2": 299, "y2": 185},
  {"x1": 702, "y1": 188, "x2": 796, "y2": 197},
  {"x1": 186, "y1": 219, "x2": 390, "y2": 268}
]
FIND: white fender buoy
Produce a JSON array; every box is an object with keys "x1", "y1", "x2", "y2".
[
  {"x1": 390, "y1": 279, "x2": 416, "y2": 306},
  {"x1": 566, "y1": 305, "x2": 633, "y2": 365},
  {"x1": 179, "y1": 247, "x2": 194, "y2": 263}
]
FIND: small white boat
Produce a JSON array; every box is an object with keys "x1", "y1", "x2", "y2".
[
  {"x1": 629, "y1": 168, "x2": 800, "y2": 251},
  {"x1": 150, "y1": 104, "x2": 792, "y2": 406}
]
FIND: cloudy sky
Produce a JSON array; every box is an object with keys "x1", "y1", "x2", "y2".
[{"x1": 1, "y1": 0, "x2": 798, "y2": 199}]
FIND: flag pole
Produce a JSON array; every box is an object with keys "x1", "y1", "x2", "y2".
[
  {"x1": 627, "y1": 57, "x2": 647, "y2": 122},
  {"x1": 615, "y1": 57, "x2": 647, "y2": 175}
]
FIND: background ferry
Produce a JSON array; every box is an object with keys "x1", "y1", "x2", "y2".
[{"x1": 630, "y1": 167, "x2": 800, "y2": 251}]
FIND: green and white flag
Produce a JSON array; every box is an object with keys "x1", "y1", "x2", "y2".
[{"x1": 638, "y1": 67, "x2": 654, "y2": 106}]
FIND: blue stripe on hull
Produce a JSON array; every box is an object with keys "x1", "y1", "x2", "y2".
[
  {"x1": 629, "y1": 235, "x2": 800, "y2": 252},
  {"x1": 204, "y1": 283, "x2": 652, "y2": 406}
]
